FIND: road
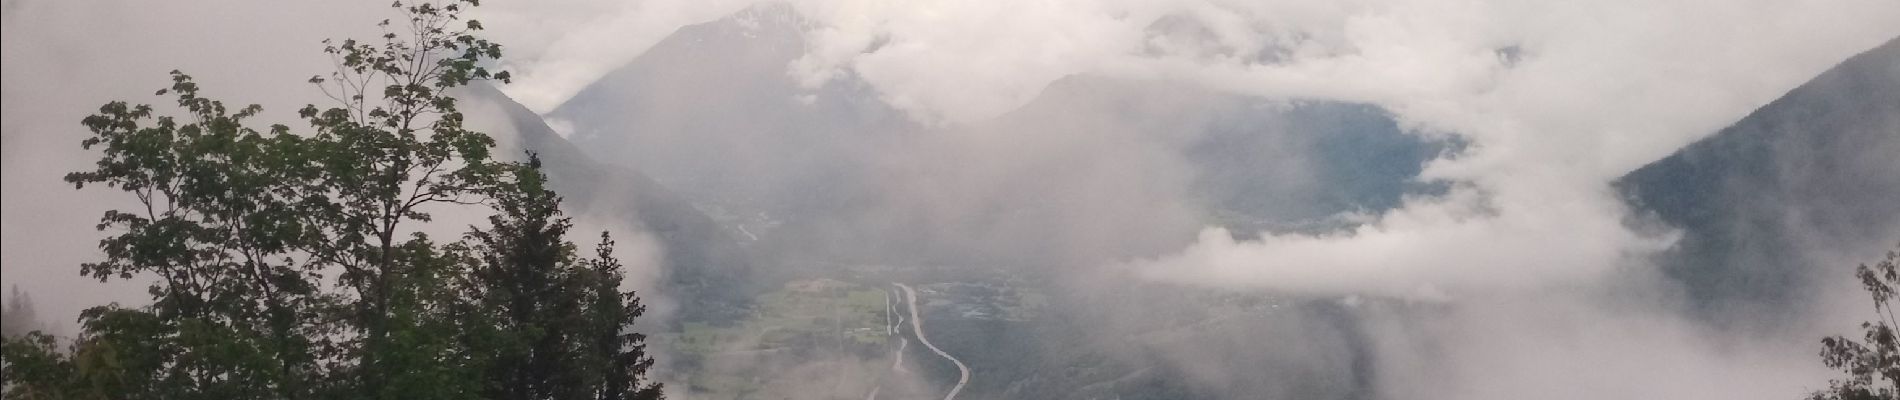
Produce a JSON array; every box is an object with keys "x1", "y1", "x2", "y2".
[
  {"x1": 896, "y1": 283, "x2": 971, "y2": 400},
  {"x1": 868, "y1": 290, "x2": 909, "y2": 400}
]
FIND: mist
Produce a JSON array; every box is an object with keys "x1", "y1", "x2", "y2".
[{"x1": 6, "y1": 0, "x2": 1900, "y2": 399}]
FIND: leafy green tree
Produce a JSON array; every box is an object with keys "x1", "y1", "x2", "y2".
[
  {"x1": 1, "y1": 332, "x2": 91, "y2": 400},
  {"x1": 292, "y1": 3, "x2": 509, "y2": 395},
  {"x1": 34, "y1": 68, "x2": 337, "y2": 400},
  {"x1": 0, "y1": 2, "x2": 663, "y2": 400},
  {"x1": 1809, "y1": 243, "x2": 1900, "y2": 400}
]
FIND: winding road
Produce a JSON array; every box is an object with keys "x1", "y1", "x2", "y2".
[
  {"x1": 890, "y1": 291, "x2": 909, "y2": 373},
  {"x1": 895, "y1": 283, "x2": 971, "y2": 400}
]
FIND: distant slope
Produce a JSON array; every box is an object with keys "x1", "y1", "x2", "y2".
[
  {"x1": 462, "y1": 84, "x2": 759, "y2": 323},
  {"x1": 549, "y1": 3, "x2": 909, "y2": 216},
  {"x1": 546, "y1": 4, "x2": 1439, "y2": 268},
  {"x1": 1618, "y1": 36, "x2": 1900, "y2": 316},
  {"x1": 531, "y1": 6, "x2": 1433, "y2": 398}
]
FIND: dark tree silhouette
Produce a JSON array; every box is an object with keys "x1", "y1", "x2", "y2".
[
  {"x1": 462, "y1": 155, "x2": 663, "y2": 400},
  {"x1": 1, "y1": 285, "x2": 41, "y2": 338},
  {"x1": 1809, "y1": 242, "x2": 1900, "y2": 400}
]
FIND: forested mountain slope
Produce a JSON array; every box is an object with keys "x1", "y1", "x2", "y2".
[{"x1": 1619, "y1": 36, "x2": 1900, "y2": 319}]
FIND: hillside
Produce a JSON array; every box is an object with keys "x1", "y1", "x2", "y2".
[
  {"x1": 522, "y1": 5, "x2": 1437, "y2": 399},
  {"x1": 544, "y1": 4, "x2": 1441, "y2": 269},
  {"x1": 462, "y1": 84, "x2": 761, "y2": 324},
  {"x1": 1618, "y1": 36, "x2": 1900, "y2": 319}
]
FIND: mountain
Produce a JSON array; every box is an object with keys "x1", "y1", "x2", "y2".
[
  {"x1": 1618, "y1": 36, "x2": 1900, "y2": 319},
  {"x1": 474, "y1": 26, "x2": 1900, "y2": 397},
  {"x1": 549, "y1": 4, "x2": 911, "y2": 218},
  {"x1": 534, "y1": 4, "x2": 1431, "y2": 399},
  {"x1": 460, "y1": 84, "x2": 760, "y2": 324},
  {"x1": 547, "y1": 4, "x2": 1439, "y2": 269}
]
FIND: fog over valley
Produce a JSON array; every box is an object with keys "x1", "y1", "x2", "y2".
[{"x1": 4, "y1": 1, "x2": 1900, "y2": 399}]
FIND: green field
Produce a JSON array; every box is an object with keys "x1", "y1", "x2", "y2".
[{"x1": 663, "y1": 279, "x2": 895, "y2": 399}]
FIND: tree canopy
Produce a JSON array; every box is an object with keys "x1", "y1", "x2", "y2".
[
  {"x1": 0, "y1": 2, "x2": 662, "y2": 399},
  {"x1": 1808, "y1": 243, "x2": 1900, "y2": 400}
]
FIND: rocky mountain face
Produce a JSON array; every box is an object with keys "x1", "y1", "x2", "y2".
[{"x1": 1618, "y1": 37, "x2": 1900, "y2": 320}]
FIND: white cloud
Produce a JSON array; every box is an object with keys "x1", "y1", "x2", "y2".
[
  {"x1": 1133, "y1": 183, "x2": 1671, "y2": 298},
  {"x1": 484, "y1": 4, "x2": 1900, "y2": 290},
  {"x1": 472, "y1": 0, "x2": 764, "y2": 112},
  {"x1": 1112, "y1": 0, "x2": 1900, "y2": 294}
]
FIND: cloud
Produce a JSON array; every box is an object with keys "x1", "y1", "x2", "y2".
[
  {"x1": 471, "y1": 0, "x2": 765, "y2": 113},
  {"x1": 1132, "y1": 184, "x2": 1670, "y2": 299},
  {"x1": 1028, "y1": 0, "x2": 1900, "y2": 295},
  {"x1": 1357, "y1": 290, "x2": 1837, "y2": 400},
  {"x1": 480, "y1": 0, "x2": 1900, "y2": 297}
]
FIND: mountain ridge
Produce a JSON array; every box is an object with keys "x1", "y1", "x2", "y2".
[
  {"x1": 461, "y1": 83, "x2": 762, "y2": 324},
  {"x1": 1618, "y1": 35, "x2": 1900, "y2": 320}
]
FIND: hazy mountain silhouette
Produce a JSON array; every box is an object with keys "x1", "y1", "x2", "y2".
[
  {"x1": 544, "y1": 3, "x2": 1439, "y2": 269},
  {"x1": 1619, "y1": 36, "x2": 1900, "y2": 320},
  {"x1": 463, "y1": 83, "x2": 760, "y2": 324}
]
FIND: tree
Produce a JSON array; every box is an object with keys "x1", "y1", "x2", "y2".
[
  {"x1": 465, "y1": 154, "x2": 584, "y2": 400},
  {"x1": 1808, "y1": 243, "x2": 1900, "y2": 400},
  {"x1": 461, "y1": 155, "x2": 663, "y2": 400},
  {"x1": 2, "y1": 285, "x2": 42, "y2": 338},
  {"x1": 0, "y1": 2, "x2": 663, "y2": 399},
  {"x1": 580, "y1": 234, "x2": 665, "y2": 400}
]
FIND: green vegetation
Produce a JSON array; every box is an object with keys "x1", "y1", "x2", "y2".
[
  {"x1": 917, "y1": 279, "x2": 1047, "y2": 322},
  {"x1": 663, "y1": 279, "x2": 893, "y2": 399},
  {"x1": 0, "y1": 2, "x2": 660, "y2": 399}
]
